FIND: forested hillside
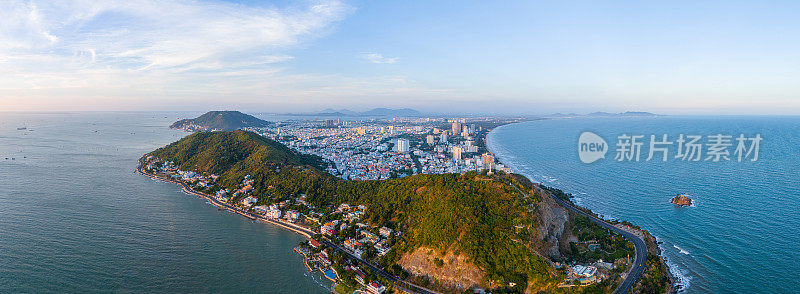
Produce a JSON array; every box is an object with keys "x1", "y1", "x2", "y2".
[
  {"x1": 170, "y1": 111, "x2": 271, "y2": 131},
  {"x1": 147, "y1": 130, "x2": 642, "y2": 293}
]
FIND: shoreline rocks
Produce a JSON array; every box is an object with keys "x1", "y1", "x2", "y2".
[{"x1": 670, "y1": 194, "x2": 693, "y2": 206}]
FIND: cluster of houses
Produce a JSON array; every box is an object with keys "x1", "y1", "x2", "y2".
[
  {"x1": 251, "y1": 198, "x2": 303, "y2": 222},
  {"x1": 257, "y1": 118, "x2": 519, "y2": 180},
  {"x1": 146, "y1": 157, "x2": 396, "y2": 294},
  {"x1": 145, "y1": 157, "x2": 220, "y2": 189},
  {"x1": 342, "y1": 263, "x2": 386, "y2": 294},
  {"x1": 339, "y1": 225, "x2": 394, "y2": 259},
  {"x1": 558, "y1": 259, "x2": 616, "y2": 287},
  {"x1": 305, "y1": 240, "x2": 387, "y2": 294}
]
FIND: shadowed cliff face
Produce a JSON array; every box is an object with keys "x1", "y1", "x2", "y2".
[{"x1": 533, "y1": 193, "x2": 570, "y2": 259}]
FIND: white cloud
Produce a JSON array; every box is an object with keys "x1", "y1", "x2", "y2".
[
  {"x1": 0, "y1": 0, "x2": 350, "y2": 69},
  {"x1": 362, "y1": 52, "x2": 399, "y2": 64},
  {"x1": 0, "y1": 1, "x2": 344, "y2": 94},
  {"x1": 0, "y1": 0, "x2": 459, "y2": 111}
]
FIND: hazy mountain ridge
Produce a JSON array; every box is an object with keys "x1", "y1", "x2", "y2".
[
  {"x1": 547, "y1": 111, "x2": 658, "y2": 118},
  {"x1": 291, "y1": 108, "x2": 423, "y2": 117}
]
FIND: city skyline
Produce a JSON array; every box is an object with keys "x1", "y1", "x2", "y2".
[{"x1": 3, "y1": 0, "x2": 800, "y2": 114}]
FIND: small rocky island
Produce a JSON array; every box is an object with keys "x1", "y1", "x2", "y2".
[{"x1": 671, "y1": 194, "x2": 693, "y2": 206}]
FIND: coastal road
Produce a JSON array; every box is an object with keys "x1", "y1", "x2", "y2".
[
  {"x1": 321, "y1": 240, "x2": 440, "y2": 294},
  {"x1": 507, "y1": 181, "x2": 646, "y2": 294},
  {"x1": 546, "y1": 192, "x2": 647, "y2": 294}
]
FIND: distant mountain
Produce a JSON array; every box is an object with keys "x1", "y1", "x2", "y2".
[
  {"x1": 318, "y1": 108, "x2": 359, "y2": 116},
  {"x1": 547, "y1": 113, "x2": 581, "y2": 117},
  {"x1": 170, "y1": 111, "x2": 271, "y2": 132},
  {"x1": 302, "y1": 108, "x2": 423, "y2": 117},
  {"x1": 586, "y1": 111, "x2": 658, "y2": 117},
  {"x1": 546, "y1": 111, "x2": 658, "y2": 118},
  {"x1": 360, "y1": 107, "x2": 421, "y2": 117}
]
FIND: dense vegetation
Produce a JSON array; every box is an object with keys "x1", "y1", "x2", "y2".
[
  {"x1": 566, "y1": 215, "x2": 635, "y2": 263},
  {"x1": 149, "y1": 130, "x2": 673, "y2": 293},
  {"x1": 148, "y1": 130, "x2": 558, "y2": 291},
  {"x1": 170, "y1": 111, "x2": 272, "y2": 131}
]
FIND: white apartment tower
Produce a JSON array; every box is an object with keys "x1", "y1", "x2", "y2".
[
  {"x1": 452, "y1": 146, "x2": 462, "y2": 161},
  {"x1": 397, "y1": 138, "x2": 410, "y2": 153}
]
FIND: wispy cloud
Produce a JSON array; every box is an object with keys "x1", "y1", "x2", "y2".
[
  {"x1": 1, "y1": 0, "x2": 350, "y2": 69},
  {"x1": 362, "y1": 52, "x2": 399, "y2": 64},
  {"x1": 0, "y1": 0, "x2": 458, "y2": 111}
]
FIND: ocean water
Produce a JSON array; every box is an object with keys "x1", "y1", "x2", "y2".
[
  {"x1": 487, "y1": 116, "x2": 800, "y2": 293},
  {"x1": 0, "y1": 112, "x2": 328, "y2": 293}
]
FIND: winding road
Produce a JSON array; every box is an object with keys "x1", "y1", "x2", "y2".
[
  {"x1": 546, "y1": 192, "x2": 647, "y2": 294},
  {"x1": 140, "y1": 156, "x2": 644, "y2": 293},
  {"x1": 321, "y1": 240, "x2": 440, "y2": 294}
]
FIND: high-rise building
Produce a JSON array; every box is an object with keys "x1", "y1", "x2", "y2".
[
  {"x1": 482, "y1": 153, "x2": 495, "y2": 170},
  {"x1": 452, "y1": 122, "x2": 461, "y2": 134},
  {"x1": 465, "y1": 141, "x2": 478, "y2": 152},
  {"x1": 397, "y1": 138, "x2": 410, "y2": 153},
  {"x1": 426, "y1": 135, "x2": 435, "y2": 145},
  {"x1": 440, "y1": 131, "x2": 449, "y2": 143},
  {"x1": 452, "y1": 146, "x2": 462, "y2": 161}
]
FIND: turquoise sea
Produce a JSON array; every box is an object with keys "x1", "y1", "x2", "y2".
[
  {"x1": 2, "y1": 112, "x2": 796, "y2": 293},
  {"x1": 0, "y1": 112, "x2": 329, "y2": 293},
  {"x1": 487, "y1": 116, "x2": 800, "y2": 293}
]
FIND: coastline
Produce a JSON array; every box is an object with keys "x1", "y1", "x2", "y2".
[
  {"x1": 137, "y1": 120, "x2": 674, "y2": 293},
  {"x1": 136, "y1": 156, "x2": 438, "y2": 294},
  {"x1": 135, "y1": 157, "x2": 315, "y2": 238},
  {"x1": 484, "y1": 121, "x2": 677, "y2": 294}
]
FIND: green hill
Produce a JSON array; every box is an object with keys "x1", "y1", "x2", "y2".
[
  {"x1": 170, "y1": 111, "x2": 271, "y2": 131},
  {"x1": 145, "y1": 130, "x2": 644, "y2": 293}
]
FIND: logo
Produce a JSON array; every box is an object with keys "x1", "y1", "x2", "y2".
[
  {"x1": 577, "y1": 132, "x2": 762, "y2": 163},
  {"x1": 578, "y1": 131, "x2": 608, "y2": 163}
]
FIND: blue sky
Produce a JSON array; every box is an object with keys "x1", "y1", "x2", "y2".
[{"x1": 2, "y1": 0, "x2": 800, "y2": 114}]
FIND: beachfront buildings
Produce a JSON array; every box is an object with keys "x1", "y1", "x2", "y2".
[
  {"x1": 482, "y1": 153, "x2": 495, "y2": 170},
  {"x1": 248, "y1": 117, "x2": 516, "y2": 181},
  {"x1": 240, "y1": 196, "x2": 257, "y2": 207},
  {"x1": 367, "y1": 281, "x2": 386, "y2": 294}
]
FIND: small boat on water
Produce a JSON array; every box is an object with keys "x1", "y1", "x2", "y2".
[{"x1": 17, "y1": 127, "x2": 26, "y2": 130}]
